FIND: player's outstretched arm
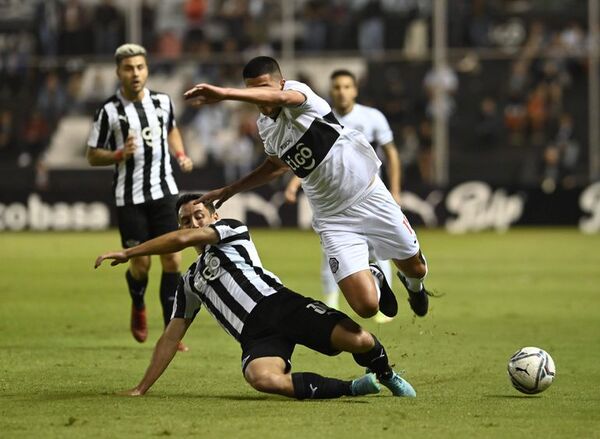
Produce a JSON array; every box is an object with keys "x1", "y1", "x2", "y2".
[
  {"x1": 95, "y1": 228, "x2": 219, "y2": 268},
  {"x1": 119, "y1": 318, "x2": 192, "y2": 396},
  {"x1": 183, "y1": 83, "x2": 305, "y2": 107},
  {"x1": 198, "y1": 156, "x2": 289, "y2": 208}
]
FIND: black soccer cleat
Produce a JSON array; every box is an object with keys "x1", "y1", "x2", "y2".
[
  {"x1": 397, "y1": 271, "x2": 429, "y2": 317},
  {"x1": 369, "y1": 264, "x2": 398, "y2": 318}
]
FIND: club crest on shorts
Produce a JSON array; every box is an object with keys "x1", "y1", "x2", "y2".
[{"x1": 329, "y1": 257, "x2": 339, "y2": 273}]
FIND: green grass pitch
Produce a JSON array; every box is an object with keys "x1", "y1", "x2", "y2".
[{"x1": 1, "y1": 228, "x2": 599, "y2": 438}]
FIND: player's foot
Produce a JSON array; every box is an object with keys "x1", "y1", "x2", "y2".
[
  {"x1": 177, "y1": 341, "x2": 189, "y2": 352},
  {"x1": 130, "y1": 306, "x2": 148, "y2": 343},
  {"x1": 378, "y1": 371, "x2": 417, "y2": 397},
  {"x1": 373, "y1": 311, "x2": 394, "y2": 324},
  {"x1": 370, "y1": 264, "x2": 398, "y2": 318},
  {"x1": 351, "y1": 373, "x2": 381, "y2": 396},
  {"x1": 324, "y1": 291, "x2": 339, "y2": 309},
  {"x1": 397, "y1": 271, "x2": 429, "y2": 317}
]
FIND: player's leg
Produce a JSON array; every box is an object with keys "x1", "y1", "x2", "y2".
[
  {"x1": 362, "y1": 177, "x2": 432, "y2": 316},
  {"x1": 317, "y1": 226, "x2": 392, "y2": 318},
  {"x1": 117, "y1": 203, "x2": 151, "y2": 342},
  {"x1": 393, "y1": 249, "x2": 430, "y2": 317},
  {"x1": 242, "y1": 294, "x2": 378, "y2": 399},
  {"x1": 149, "y1": 195, "x2": 187, "y2": 351},
  {"x1": 320, "y1": 250, "x2": 339, "y2": 309}
]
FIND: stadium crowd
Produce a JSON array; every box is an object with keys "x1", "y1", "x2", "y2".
[{"x1": 0, "y1": 0, "x2": 590, "y2": 191}]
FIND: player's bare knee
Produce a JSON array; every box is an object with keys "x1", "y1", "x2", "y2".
[
  {"x1": 353, "y1": 330, "x2": 375, "y2": 353},
  {"x1": 130, "y1": 256, "x2": 150, "y2": 277},
  {"x1": 246, "y1": 371, "x2": 283, "y2": 394},
  {"x1": 160, "y1": 253, "x2": 181, "y2": 272},
  {"x1": 353, "y1": 300, "x2": 379, "y2": 318}
]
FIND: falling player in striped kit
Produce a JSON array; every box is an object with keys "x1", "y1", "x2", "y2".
[
  {"x1": 284, "y1": 69, "x2": 402, "y2": 322},
  {"x1": 184, "y1": 56, "x2": 433, "y2": 323},
  {"x1": 94, "y1": 194, "x2": 416, "y2": 399},
  {"x1": 86, "y1": 44, "x2": 193, "y2": 350}
]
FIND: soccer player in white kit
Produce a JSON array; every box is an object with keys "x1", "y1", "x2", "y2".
[
  {"x1": 184, "y1": 56, "x2": 431, "y2": 320},
  {"x1": 285, "y1": 69, "x2": 401, "y2": 314}
]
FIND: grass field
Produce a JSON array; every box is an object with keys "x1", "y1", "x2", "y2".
[{"x1": 1, "y1": 228, "x2": 599, "y2": 438}]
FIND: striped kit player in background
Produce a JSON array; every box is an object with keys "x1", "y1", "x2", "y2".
[{"x1": 86, "y1": 43, "x2": 193, "y2": 351}]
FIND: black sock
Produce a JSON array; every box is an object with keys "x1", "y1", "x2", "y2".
[
  {"x1": 291, "y1": 372, "x2": 353, "y2": 400},
  {"x1": 352, "y1": 335, "x2": 393, "y2": 380},
  {"x1": 126, "y1": 270, "x2": 148, "y2": 310},
  {"x1": 160, "y1": 271, "x2": 180, "y2": 326}
]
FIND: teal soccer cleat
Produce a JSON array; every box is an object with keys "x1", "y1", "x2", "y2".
[
  {"x1": 351, "y1": 373, "x2": 381, "y2": 396},
  {"x1": 379, "y1": 371, "x2": 417, "y2": 397}
]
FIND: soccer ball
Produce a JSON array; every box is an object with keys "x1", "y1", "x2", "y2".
[{"x1": 507, "y1": 347, "x2": 556, "y2": 394}]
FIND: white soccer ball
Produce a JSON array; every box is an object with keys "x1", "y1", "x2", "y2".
[{"x1": 507, "y1": 347, "x2": 556, "y2": 394}]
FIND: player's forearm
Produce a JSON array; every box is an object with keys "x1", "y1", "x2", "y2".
[
  {"x1": 135, "y1": 332, "x2": 180, "y2": 394},
  {"x1": 228, "y1": 158, "x2": 288, "y2": 194},
  {"x1": 384, "y1": 143, "x2": 402, "y2": 194},
  {"x1": 86, "y1": 147, "x2": 123, "y2": 166},
  {"x1": 167, "y1": 127, "x2": 186, "y2": 157},
  {"x1": 123, "y1": 229, "x2": 209, "y2": 258},
  {"x1": 223, "y1": 87, "x2": 297, "y2": 107}
]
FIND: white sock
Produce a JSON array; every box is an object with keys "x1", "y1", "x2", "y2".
[{"x1": 404, "y1": 276, "x2": 423, "y2": 293}]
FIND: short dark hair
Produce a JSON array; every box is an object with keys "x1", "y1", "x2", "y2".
[
  {"x1": 330, "y1": 69, "x2": 357, "y2": 85},
  {"x1": 175, "y1": 193, "x2": 216, "y2": 216},
  {"x1": 243, "y1": 56, "x2": 282, "y2": 79}
]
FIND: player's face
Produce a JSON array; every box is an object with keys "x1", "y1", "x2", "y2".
[
  {"x1": 117, "y1": 55, "x2": 148, "y2": 99},
  {"x1": 330, "y1": 75, "x2": 357, "y2": 113},
  {"x1": 244, "y1": 73, "x2": 283, "y2": 118},
  {"x1": 178, "y1": 202, "x2": 217, "y2": 229}
]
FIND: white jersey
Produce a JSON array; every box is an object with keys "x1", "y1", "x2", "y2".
[
  {"x1": 333, "y1": 103, "x2": 393, "y2": 149},
  {"x1": 257, "y1": 80, "x2": 381, "y2": 217}
]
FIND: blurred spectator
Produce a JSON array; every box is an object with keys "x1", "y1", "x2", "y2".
[
  {"x1": 418, "y1": 119, "x2": 434, "y2": 185},
  {"x1": 0, "y1": 109, "x2": 15, "y2": 154},
  {"x1": 302, "y1": 0, "x2": 328, "y2": 52},
  {"x1": 59, "y1": 0, "x2": 91, "y2": 56},
  {"x1": 36, "y1": 71, "x2": 68, "y2": 129},
  {"x1": 541, "y1": 111, "x2": 580, "y2": 192},
  {"x1": 526, "y1": 83, "x2": 548, "y2": 147},
  {"x1": 358, "y1": 0, "x2": 385, "y2": 55},
  {"x1": 423, "y1": 63, "x2": 458, "y2": 119},
  {"x1": 18, "y1": 110, "x2": 50, "y2": 170},
  {"x1": 93, "y1": 0, "x2": 124, "y2": 56},
  {"x1": 141, "y1": 0, "x2": 157, "y2": 51},
  {"x1": 504, "y1": 95, "x2": 528, "y2": 147},
  {"x1": 475, "y1": 97, "x2": 503, "y2": 149},
  {"x1": 35, "y1": 0, "x2": 61, "y2": 57}
]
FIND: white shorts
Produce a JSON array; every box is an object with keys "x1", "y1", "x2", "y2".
[{"x1": 312, "y1": 176, "x2": 420, "y2": 283}]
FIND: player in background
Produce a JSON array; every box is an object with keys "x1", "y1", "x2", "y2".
[
  {"x1": 183, "y1": 56, "x2": 433, "y2": 322},
  {"x1": 94, "y1": 194, "x2": 417, "y2": 399},
  {"x1": 86, "y1": 44, "x2": 193, "y2": 351},
  {"x1": 284, "y1": 69, "x2": 401, "y2": 320}
]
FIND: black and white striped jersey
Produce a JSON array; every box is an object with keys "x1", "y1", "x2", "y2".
[
  {"x1": 87, "y1": 88, "x2": 179, "y2": 206},
  {"x1": 172, "y1": 219, "x2": 284, "y2": 341},
  {"x1": 257, "y1": 80, "x2": 381, "y2": 218}
]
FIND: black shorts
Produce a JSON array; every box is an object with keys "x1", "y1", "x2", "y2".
[
  {"x1": 239, "y1": 288, "x2": 349, "y2": 375},
  {"x1": 116, "y1": 195, "x2": 179, "y2": 248}
]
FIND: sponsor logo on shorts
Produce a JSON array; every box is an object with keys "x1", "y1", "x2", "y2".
[
  {"x1": 329, "y1": 257, "x2": 339, "y2": 274},
  {"x1": 125, "y1": 239, "x2": 141, "y2": 248}
]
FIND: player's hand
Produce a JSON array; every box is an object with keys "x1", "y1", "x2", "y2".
[
  {"x1": 117, "y1": 387, "x2": 145, "y2": 396},
  {"x1": 94, "y1": 251, "x2": 129, "y2": 268},
  {"x1": 177, "y1": 155, "x2": 193, "y2": 172},
  {"x1": 183, "y1": 83, "x2": 227, "y2": 106},
  {"x1": 195, "y1": 186, "x2": 233, "y2": 209},
  {"x1": 123, "y1": 134, "x2": 137, "y2": 160}
]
